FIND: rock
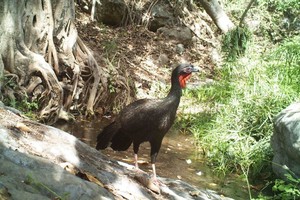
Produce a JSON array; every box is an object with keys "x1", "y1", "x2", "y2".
[
  {"x1": 0, "y1": 107, "x2": 234, "y2": 199},
  {"x1": 158, "y1": 53, "x2": 169, "y2": 66},
  {"x1": 272, "y1": 102, "x2": 300, "y2": 180},
  {"x1": 157, "y1": 26, "x2": 193, "y2": 45},
  {"x1": 0, "y1": 101, "x2": 22, "y2": 116},
  {"x1": 160, "y1": 178, "x2": 232, "y2": 200},
  {"x1": 148, "y1": 1, "x2": 178, "y2": 32},
  {"x1": 176, "y1": 44, "x2": 185, "y2": 54},
  {"x1": 93, "y1": 0, "x2": 181, "y2": 32},
  {"x1": 95, "y1": 0, "x2": 127, "y2": 26},
  {"x1": 0, "y1": 146, "x2": 114, "y2": 200},
  {"x1": 133, "y1": 171, "x2": 161, "y2": 194}
]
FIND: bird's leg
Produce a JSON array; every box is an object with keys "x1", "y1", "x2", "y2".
[
  {"x1": 134, "y1": 153, "x2": 139, "y2": 169},
  {"x1": 151, "y1": 163, "x2": 157, "y2": 181},
  {"x1": 133, "y1": 153, "x2": 144, "y2": 174},
  {"x1": 151, "y1": 163, "x2": 163, "y2": 186},
  {"x1": 150, "y1": 141, "x2": 164, "y2": 185},
  {"x1": 133, "y1": 143, "x2": 143, "y2": 172},
  {"x1": 150, "y1": 153, "x2": 162, "y2": 185}
]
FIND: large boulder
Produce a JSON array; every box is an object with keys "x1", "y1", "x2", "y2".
[
  {"x1": 272, "y1": 102, "x2": 300, "y2": 180},
  {"x1": 147, "y1": 1, "x2": 178, "y2": 32},
  {"x1": 93, "y1": 0, "x2": 178, "y2": 30},
  {"x1": 95, "y1": 0, "x2": 127, "y2": 26},
  {"x1": 157, "y1": 26, "x2": 193, "y2": 45}
]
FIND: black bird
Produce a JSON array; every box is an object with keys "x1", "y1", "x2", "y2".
[{"x1": 96, "y1": 63, "x2": 199, "y2": 182}]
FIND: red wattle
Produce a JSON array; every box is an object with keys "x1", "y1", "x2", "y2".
[{"x1": 179, "y1": 74, "x2": 192, "y2": 88}]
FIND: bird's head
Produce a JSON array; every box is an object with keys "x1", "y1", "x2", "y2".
[{"x1": 173, "y1": 63, "x2": 199, "y2": 88}]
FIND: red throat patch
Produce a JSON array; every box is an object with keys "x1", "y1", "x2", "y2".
[{"x1": 179, "y1": 74, "x2": 192, "y2": 88}]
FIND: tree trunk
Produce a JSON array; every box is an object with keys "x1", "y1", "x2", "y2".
[
  {"x1": 198, "y1": 0, "x2": 235, "y2": 33},
  {"x1": 0, "y1": 0, "x2": 131, "y2": 124}
]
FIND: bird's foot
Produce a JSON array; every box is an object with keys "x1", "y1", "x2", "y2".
[
  {"x1": 151, "y1": 176, "x2": 164, "y2": 186},
  {"x1": 133, "y1": 166, "x2": 146, "y2": 175}
]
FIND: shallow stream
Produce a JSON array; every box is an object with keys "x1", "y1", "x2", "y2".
[{"x1": 54, "y1": 117, "x2": 254, "y2": 199}]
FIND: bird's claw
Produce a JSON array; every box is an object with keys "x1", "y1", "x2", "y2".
[
  {"x1": 151, "y1": 176, "x2": 164, "y2": 186},
  {"x1": 133, "y1": 166, "x2": 146, "y2": 175}
]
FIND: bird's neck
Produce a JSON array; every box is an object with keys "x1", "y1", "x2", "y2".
[{"x1": 166, "y1": 75, "x2": 182, "y2": 102}]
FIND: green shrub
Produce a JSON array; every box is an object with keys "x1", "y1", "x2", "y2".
[
  {"x1": 179, "y1": 35, "x2": 300, "y2": 179},
  {"x1": 272, "y1": 174, "x2": 300, "y2": 200},
  {"x1": 257, "y1": 0, "x2": 300, "y2": 41},
  {"x1": 222, "y1": 27, "x2": 252, "y2": 61}
]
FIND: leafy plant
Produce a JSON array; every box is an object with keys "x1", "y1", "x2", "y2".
[
  {"x1": 102, "y1": 39, "x2": 118, "y2": 58},
  {"x1": 256, "y1": 0, "x2": 300, "y2": 42},
  {"x1": 1, "y1": 75, "x2": 39, "y2": 119},
  {"x1": 272, "y1": 174, "x2": 300, "y2": 200},
  {"x1": 261, "y1": 0, "x2": 300, "y2": 13},
  {"x1": 222, "y1": 26, "x2": 252, "y2": 61}
]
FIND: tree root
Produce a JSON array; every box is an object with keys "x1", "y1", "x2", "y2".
[{"x1": 0, "y1": 0, "x2": 134, "y2": 124}]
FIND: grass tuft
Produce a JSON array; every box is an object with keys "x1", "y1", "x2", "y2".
[{"x1": 178, "y1": 35, "x2": 300, "y2": 179}]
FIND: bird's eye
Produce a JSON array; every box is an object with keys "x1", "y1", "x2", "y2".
[{"x1": 183, "y1": 67, "x2": 192, "y2": 73}]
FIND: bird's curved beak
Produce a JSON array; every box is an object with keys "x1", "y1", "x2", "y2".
[{"x1": 191, "y1": 65, "x2": 200, "y2": 73}]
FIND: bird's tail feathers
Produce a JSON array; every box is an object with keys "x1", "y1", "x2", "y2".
[
  {"x1": 96, "y1": 121, "x2": 119, "y2": 150},
  {"x1": 110, "y1": 131, "x2": 132, "y2": 151}
]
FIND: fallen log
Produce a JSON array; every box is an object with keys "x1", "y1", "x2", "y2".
[{"x1": 0, "y1": 106, "x2": 233, "y2": 200}]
